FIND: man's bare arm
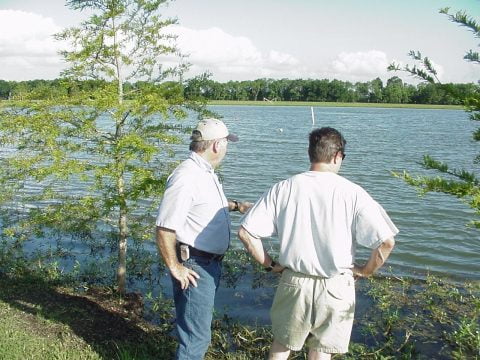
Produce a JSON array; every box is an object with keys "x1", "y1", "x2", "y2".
[
  {"x1": 238, "y1": 226, "x2": 284, "y2": 273},
  {"x1": 353, "y1": 237, "x2": 395, "y2": 278},
  {"x1": 156, "y1": 226, "x2": 199, "y2": 289}
]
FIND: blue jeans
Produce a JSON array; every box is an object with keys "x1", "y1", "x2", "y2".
[{"x1": 172, "y1": 255, "x2": 222, "y2": 360}]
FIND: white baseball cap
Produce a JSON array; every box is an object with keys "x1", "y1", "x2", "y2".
[{"x1": 194, "y1": 118, "x2": 238, "y2": 142}]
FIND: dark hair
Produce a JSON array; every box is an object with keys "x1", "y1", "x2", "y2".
[
  {"x1": 189, "y1": 130, "x2": 215, "y2": 152},
  {"x1": 308, "y1": 127, "x2": 346, "y2": 163}
]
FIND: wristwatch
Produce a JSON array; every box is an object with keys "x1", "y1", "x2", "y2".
[
  {"x1": 232, "y1": 200, "x2": 239, "y2": 212},
  {"x1": 265, "y1": 260, "x2": 276, "y2": 272}
]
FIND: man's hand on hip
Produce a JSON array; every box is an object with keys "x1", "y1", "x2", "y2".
[
  {"x1": 171, "y1": 263, "x2": 200, "y2": 290},
  {"x1": 272, "y1": 264, "x2": 286, "y2": 274}
]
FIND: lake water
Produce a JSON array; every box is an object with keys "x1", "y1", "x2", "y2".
[
  {"x1": 150, "y1": 104, "x2": 479, "y2": 324},
  {"x1": 3, "y1": 104, "x2": 478, "y2": 325},
  {"x1": 208, "y1": 105, "x2": 479, "y2": 282},
  {"x1": 9, "y1": 105, "x2": 477, "y2": 281}
]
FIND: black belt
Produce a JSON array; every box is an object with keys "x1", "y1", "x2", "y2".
[{"x1": 178, "y1": 243, "x2": 224, "y2": 261}]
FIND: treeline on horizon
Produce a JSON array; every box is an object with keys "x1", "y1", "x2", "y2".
[{"x1": 0, "y1": 76, "x2": 478, "y2": 105}]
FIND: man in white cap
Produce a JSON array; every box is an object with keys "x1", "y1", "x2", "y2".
[{"x1": 156, "y1": 118, "x2": 251, "y2": 360}]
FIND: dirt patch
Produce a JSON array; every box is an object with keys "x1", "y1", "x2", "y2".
[{"x1": 0, "y1": 273, "x2": 175, "y2": 357}]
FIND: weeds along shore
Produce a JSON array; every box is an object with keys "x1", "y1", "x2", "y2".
[{"x1": 0, "y1": 248, "x2": 478, "y2": 359}]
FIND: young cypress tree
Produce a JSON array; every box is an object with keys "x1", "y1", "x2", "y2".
[{"x1": 0, "y1": 0, "x2": 207, "y2": 293}]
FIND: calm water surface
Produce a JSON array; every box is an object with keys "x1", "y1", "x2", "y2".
[
  {"x1": 16, "y1": 105, "x2": 477, "y2": 281},
  {"x1": 7, "y1": 105, "x2": 478, "y2": 324},
  {"x1": 208, "y1": 105, "x2": 479, "y2": 281}
]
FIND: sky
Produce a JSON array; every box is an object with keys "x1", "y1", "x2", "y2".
[{"x1": 0, "y1": 0, "x2": 479, "y2": 84}]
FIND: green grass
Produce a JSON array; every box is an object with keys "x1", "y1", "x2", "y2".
[
  {"x1": 0, "y1": 300, "x2": 101, "y2": 360},
  {"x1": 208, "y1": 99, "x2": 463, "y2": 110},
  {"x1": 0, "y1": 273, "x2": 176, "y2": 360}
]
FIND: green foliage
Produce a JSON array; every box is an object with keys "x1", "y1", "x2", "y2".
[
  {"x1": 393, "y1": 167, "x2": 480, "y2": 228},
  {"x1": 0, "y1": 272, "x2": 177, "y2": 360},
  {"x1": 440, "y1": 7, "x2": 480, "y2": 65},
  {"x1": 388, "y1": 51, "x2": 440, "y2": 83},
  {"x1": 348, "y1": 274, "x2": 480, "y2": 359},
  {"x1": 389, "y1": 6, "x2": 480, "y2": 229},
  {"x1": 0, "y1": 247, "x2": 479, "y2": 359},
  {"x1": 445, "y1": 317, "x2": 480, "y2": 358},
  {"x1": 0, "y1": 0, "x2": 208, "y2": 294},
  {"x1": 148, "y1": 75, "x2": 478, "y2": 104},
  {"x1": 58, "y1": 0, "x2": 186, "y2": 83},
  {"x1": 388, "y1": 7, "x2": 479, "y2": 83},
  {"x1": 2, "y1": 77, "x2": 477, "y2": 105},
  {"x1": 208, "y1": 318, "x2": 277, "y2": 360}
]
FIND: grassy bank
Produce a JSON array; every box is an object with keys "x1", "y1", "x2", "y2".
[
  {"x1": 1, "y1": 99, "x2": 463, "y2": 110},
  {"x1": 208, "y1": 100, "x2": 463, "y2": 110},
  {"x1": 0, "y1": 273, "x2": 176, "y2": 359},
  {"x1": 0, "y1": 258, "x2": 478, "y2": 359}
]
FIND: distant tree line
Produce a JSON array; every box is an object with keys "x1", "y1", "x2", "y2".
[
  {"x1": 0, "y1": 76, "x2": 477, "y2": 105},
  {"x1": 184, "y1": 76, "x2": 477, "y2": 105}
]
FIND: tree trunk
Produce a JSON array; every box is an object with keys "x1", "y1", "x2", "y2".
[
  {"x1": 112, "y1": 13, "x2": 127, "y2": 294},
  {"x1": 117, "y1": 175, "x2": 128, "y2": 294}
]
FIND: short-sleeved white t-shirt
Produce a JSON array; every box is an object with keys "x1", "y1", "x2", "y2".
[
  {"x1": 156, "y1": 152, "x2": 231, "y2": 254},
  {"x1": 241, "y1": 171, "x2": 398, "y2": 277}
]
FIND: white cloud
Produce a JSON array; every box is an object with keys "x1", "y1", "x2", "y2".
[
  {"x1": 170, "y1": 25, "x2": 301, "y2": 81},
  {"x1": 324, "y1": 50, "x2": 448, "y2": 83},
  {"x1": 0, "y1": 10, "x2": 64, "y2": 80},
  {"x1": 330, "y1": 50, "x2": 389, "y2": 78},
  {"x1": 0, "y1": 12, "x2": 304, "y2": 82}
]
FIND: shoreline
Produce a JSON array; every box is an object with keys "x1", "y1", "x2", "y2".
[
  {"x1": 208, "y1": 100, "x2": 464, "y2": 110},
  {"x1": 1, "y1": 99, "x2": 464, "y2": 110},
  {"x1": 0, "y1": 267, "x2": 478, "y2": 359}
]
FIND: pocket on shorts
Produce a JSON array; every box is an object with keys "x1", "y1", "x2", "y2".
[
  {"x1": 325, "y1": 274, "x2": 355, "y2": 300},
  {"x1": 277, "y1": 269, "x2": 307, "y2": 289}
]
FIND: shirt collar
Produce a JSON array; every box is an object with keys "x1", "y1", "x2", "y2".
[{"x1": 189, "y1": 151, "x2": 214, "y2": 173}]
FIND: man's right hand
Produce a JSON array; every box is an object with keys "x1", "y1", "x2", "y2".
[
  {"x1": 171, "y1": 263, "x2": 200, "y2": 290},
  {"x1": 352, "y1": 263, "x2": 366, "y2": 280},
  {"x1": 272, "y1": 263, "x2": 286, "y2": 274},
  {"x1": 156, "y1": 226, "x2": 201, "y2": 290},
  {"x1": 352, "y1": 237, "x2": 395, "y2": 279}
]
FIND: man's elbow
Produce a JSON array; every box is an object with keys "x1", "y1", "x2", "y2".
[
  {"x1": 238, "y1": 226, "x2": 259, "y2": 249},
  {"x1": 237, "y1": 226, "x2": 249, "y2": 244},
  {"x1": 379, "y1": 237, "x2": 395, "y2": 260},
  {"x1": 383, "y1": 237, "x2": 395, "y2": 251}
]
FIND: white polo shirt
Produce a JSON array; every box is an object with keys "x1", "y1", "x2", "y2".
[
  {"x1": 241, "y1": 171, "x2": 399, "y2": 277},
  {"x1": 156, "y1": 152, "x2": 231, "y2": 254}
]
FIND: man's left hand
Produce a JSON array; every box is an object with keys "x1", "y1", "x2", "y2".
[{"x1": 238, "y1": 201, "x2": 253, "y2": 214}]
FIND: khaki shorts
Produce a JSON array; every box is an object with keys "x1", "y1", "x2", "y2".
[{"x1": 270, "y1": 269, "x2": 355, "y2": 353}]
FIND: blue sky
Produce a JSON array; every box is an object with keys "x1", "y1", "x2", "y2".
[{"x1": 0, "y1": 0, "x2": 478, "y2": 83}]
